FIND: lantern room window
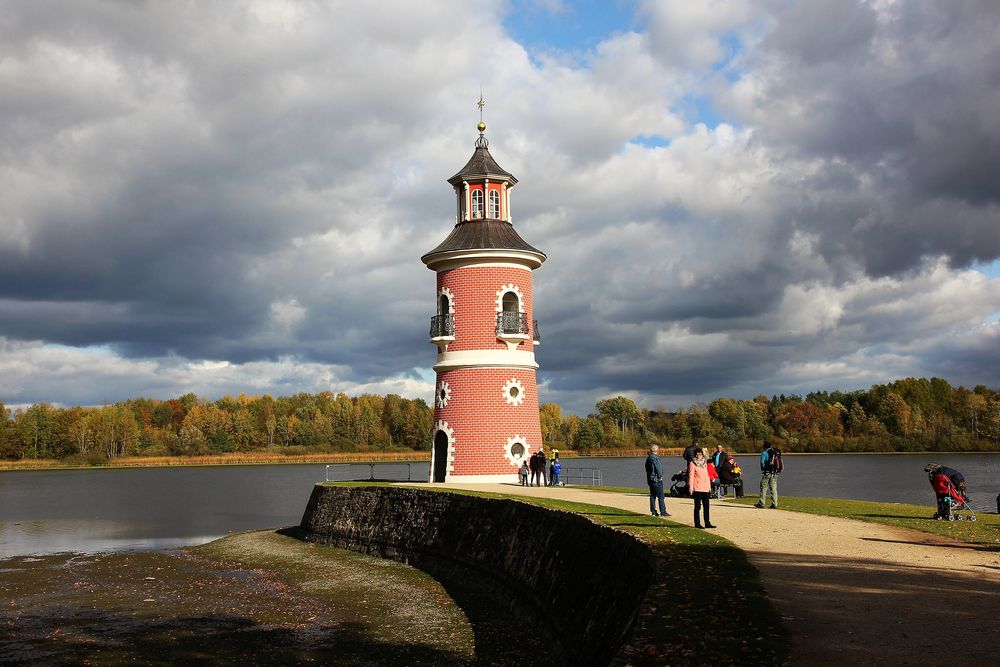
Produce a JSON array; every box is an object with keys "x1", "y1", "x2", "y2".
[
  {"x1": 471, "y1": 189, "x2": 483, "y2": 219},
  {"x1": 489, "y1": 189, "x2": 500, "y2": 218}
]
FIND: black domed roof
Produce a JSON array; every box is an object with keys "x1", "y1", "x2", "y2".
[
  {"x1": 422, "y1": 219, "x2": 543, "y2": 261},
  {"x1": 447, "y1": 145, "x2": 517, "y2": 186}
]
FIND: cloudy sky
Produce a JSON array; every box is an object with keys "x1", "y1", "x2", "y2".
[{"x1": 1, "y1": 0, "x2": 998, "y2": 414}]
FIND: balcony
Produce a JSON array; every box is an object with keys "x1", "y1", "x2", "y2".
[
  {"x1": 532, "y1": 319, "x2": 541, "y2": 345},
  {"x1": 496, "y1": 311, "x2": 530, "y2": 350},
  {"x1": 429, "y1": 314, "x2": 454, "y2": 350}
]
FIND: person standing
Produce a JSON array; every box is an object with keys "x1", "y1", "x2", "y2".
[
  {"x1": 528, "y1": 450, "x2": 540, "y2": 487},
  {"x1": 755, "y1": 441, "x2": 781, "y2": 509},
  {"x1": 645, "y1": 445, "x2": 670, "y2": 517},
  {"x1": 519, "y1": 459, "x2": 530, "y2": 486},
  {"x1": 683, "y1": 439, "x2": 699, "y2": 463},
  {"x1": 536, "y1": 448, "x2": 548, "y2": 487},
  {"x1": 551, "y1": 458, "x2": 562, "y2": 486},
  {"x1": 711, "y1": 443, "x2": 726, "y2": 469},
  {"x1": 688, "y1": 448, "x2": 715, "y2": 528}
]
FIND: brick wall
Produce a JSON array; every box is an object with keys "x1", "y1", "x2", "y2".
[
  {"x1": 299, "y1": 485, "x2": 655, "y2": 666},
  {"x1": 437, "y1": 265, "x2": 534, "y2": 352},
  {"x1": 435, "y1": 367, "x2": 542, "y2": 475}
]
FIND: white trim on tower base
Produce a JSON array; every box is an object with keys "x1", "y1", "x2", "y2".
[
  {"x1": 431, "y1": 473, "x2": 520, "y2": 484},
  {"x1": 434, "y1": 349, "x2": 538, "y2": 371}
]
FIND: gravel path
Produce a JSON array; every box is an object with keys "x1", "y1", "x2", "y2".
[{"x1": 439, "y1": 483, "x2": 1000, "y2": 665}]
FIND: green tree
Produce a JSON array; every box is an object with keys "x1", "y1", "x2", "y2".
[
  {"x1": 596, "y1": 396, "x2": 642, "y2": 433},
  {"x1": 0, "y1": 401, "x2": 20, "y2": 459},
  {"x1": 16, "y1": 403, "x2": 55, "y2": 459},
  {"x1": 574, "y1": 416, "x2": 604, "y2": 450}
]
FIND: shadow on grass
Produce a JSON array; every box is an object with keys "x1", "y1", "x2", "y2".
[
  {"x1": 859, "y1": 536, "x2": 992, "y2": 551},
  {"x1": 0, "y1": 608, "x2": 472, "y2": 666},
  {"x1": 749, "y1": 550, "x2": 1000, "y2": 664}
]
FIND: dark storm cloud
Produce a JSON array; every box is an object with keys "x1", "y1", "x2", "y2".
[
  {"x1": 0, "y1": 0, "x2": 497, "y2": 386},
  {"x1": 720, "y1": 0, "x2": 1000, "y2": 276}
]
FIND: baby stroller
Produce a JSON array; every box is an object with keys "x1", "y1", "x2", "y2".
[
  {"x1": 668, "y1": 469, "x2": 688, "y2": 497},
  {"x1": 925, "y1": 463, "x2": 977, "y2": 522}
]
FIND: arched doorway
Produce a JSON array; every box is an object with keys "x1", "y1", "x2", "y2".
[{"x1": 432, "y1": 430, "x2": 449, "y2": 482}]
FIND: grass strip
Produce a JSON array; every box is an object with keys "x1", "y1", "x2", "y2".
[
  {"x1": 330, "y1": 483, "x2": 786, "y2": 664},
  {"x1": 571, "y1": 484, "x2": 1000, "y2": 548},
  {"x1": 725, "y1": 495, "x2": 1000, "y2": 548}
]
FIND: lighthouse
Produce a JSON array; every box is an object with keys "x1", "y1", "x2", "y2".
[{"x1": 422, "y1": 115, "x2": 546, "y2": 483}]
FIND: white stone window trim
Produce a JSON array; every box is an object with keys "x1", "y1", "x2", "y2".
[
  {"x1": 471, "y1": 189, "x2": 484, "y2": 219},
  {"x1": 496, "y1": 283, "x2": 524, "y2": 314},
  {"x1": 503, "y1": 435, "x2": 531, "y2": 468},
  {"x1": 438, "y1": 287, "x2": 455, "y2": 314},
  {"x1": 502, "y1": 378, "x2": 525, "y2": 406},
  {"x1": 432, "y1": 420, "x2": 456, "y2": 478},
  {"x1": 436, "y1": 381, "x2": 452, "y2": 409},
  {"x1": 488, "y1": 189, "x2": 501, "y2": 219}
]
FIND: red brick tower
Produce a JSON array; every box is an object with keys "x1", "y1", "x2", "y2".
[{"x1": 422, "y1": 118, "x2": 546, "y2": 483}]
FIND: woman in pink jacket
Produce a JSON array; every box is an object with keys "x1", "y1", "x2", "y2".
[{"x1": 687, "y1": 448, "x2": 716, "y2": 529}]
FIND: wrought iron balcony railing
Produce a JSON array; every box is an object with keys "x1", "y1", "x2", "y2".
[
  {"x1": 532, "y1": 319, "x2": 540, "y2": 342},
  {"x1": 429, "y1": 314, "x2": 454, "y2": 338},
  {"x1": 496, "y1": 311, "x2": 529, "y2": 337}
]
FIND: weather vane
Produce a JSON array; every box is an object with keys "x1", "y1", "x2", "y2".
[{"x1": 477, "y1": 89, "x2": 486, "y2": 133}]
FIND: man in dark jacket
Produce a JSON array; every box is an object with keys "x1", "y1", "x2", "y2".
[
  {"x1": 530, "y1": 448, "x2": 547, "y2": 487},
  {"x1": 645, "y1": 445, "x2": 670, "y2": 517},
  {"x1": 683, "y1": 440, "x2": 699, "y2": 463}
]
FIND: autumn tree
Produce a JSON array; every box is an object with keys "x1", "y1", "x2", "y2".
[{"x1": 539, "y1": 403, "x2": 563, "y2": 443}]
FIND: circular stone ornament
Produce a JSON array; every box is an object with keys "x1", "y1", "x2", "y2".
[
  {"x1": 437, "y1": 381, "x2": 452, "y2": 409},
  {"x1": 503, "y1": 436, "x2": 529, "y2": 467},
  {"x1": 502, "y1": 378, "x2": 525, "y2": 406}
]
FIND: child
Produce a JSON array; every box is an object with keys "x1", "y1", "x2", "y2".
[{"x1": 519, "y1": 460, "x2": 529, "y2": 486}]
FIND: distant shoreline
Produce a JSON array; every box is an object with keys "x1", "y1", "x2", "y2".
[{"x1": 2, "y1": 447, "x2": 998, "y2": 472}]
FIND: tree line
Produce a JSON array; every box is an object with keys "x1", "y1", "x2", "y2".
[
  {"x1": 543, "y1": 377, "x2": 1000, "y2": 453},
  {"x1": 0, "y1": 392, "x2": 433, "y2": 464},
  {"x1": 1, "y1": 377, "x2": 997, "y2": 463}
]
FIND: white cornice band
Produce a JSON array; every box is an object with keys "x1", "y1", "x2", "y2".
[{"x1": 434, "y1": 349, "x2": 538, "y2": 371}]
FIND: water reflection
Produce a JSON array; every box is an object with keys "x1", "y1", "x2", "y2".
[
  {"x1": 1, "y1": 455, "x2": 997, "y2": 557},
  {"x1": 0, "y1": 519, "x2": 221, "y2": 556}
]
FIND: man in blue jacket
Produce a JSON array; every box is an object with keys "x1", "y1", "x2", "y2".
[
  {"x1": 645, "y1": 445, "x2": 670, "y2": 517},
  {"x1": 755, "y1": 442, "x2": 781, "y2": 509}
]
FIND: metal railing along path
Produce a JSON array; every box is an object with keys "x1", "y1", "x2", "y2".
[
  {"x1": 561, "y1": 466, "x2": 603, "y2": 486},
  {"x1": 325, "y1": 462, "x2": 425, "y2": 482}
]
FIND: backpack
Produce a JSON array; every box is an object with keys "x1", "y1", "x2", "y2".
[{"x1": 765, "y1": 447, "x2": 783, "y2": 473}]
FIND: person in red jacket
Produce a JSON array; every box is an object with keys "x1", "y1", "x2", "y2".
[
  {"x1": 706, "y1": 459, "x2": 720, "y2": 498},
  {"x1": 687, "y1": 448, "x2": 716, "y2": 529}
]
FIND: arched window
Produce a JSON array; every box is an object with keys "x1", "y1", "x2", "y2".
[
  {"x1": 502, "y1": 291, "x2": 519, "y2": 313},
  {"x1": 471, "y1": 189, "x2": 483, "y2": 219},
  {"x1": 488, "y1": 189, "x2": 500, "y2": 218},
  {"x1": 439, "y1": 294, "x2": 450, "y2": 316}
]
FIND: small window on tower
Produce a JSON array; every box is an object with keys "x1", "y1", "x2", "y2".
[
  {"x1": 471, "y1": 189, "x2": 483, "y2": 219},
  {"x1": 489, "y1": 189, "x2": 500, "y2": 218},
  {"x1": 502, "y1": 291, "x2": 519, "y2": 313}
]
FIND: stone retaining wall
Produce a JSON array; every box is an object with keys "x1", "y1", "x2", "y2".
[{"x1": 299, "y1": 485, "x2": 655, "y2": 666}]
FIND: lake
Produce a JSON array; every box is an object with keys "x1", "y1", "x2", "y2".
[{"x1": 2, "y1": 454, "x2": 998, "y2": 557}]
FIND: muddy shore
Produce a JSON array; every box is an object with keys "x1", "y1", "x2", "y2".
[{"x1": 0, "y1": 530, "x2": 556, "y2": 666}]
